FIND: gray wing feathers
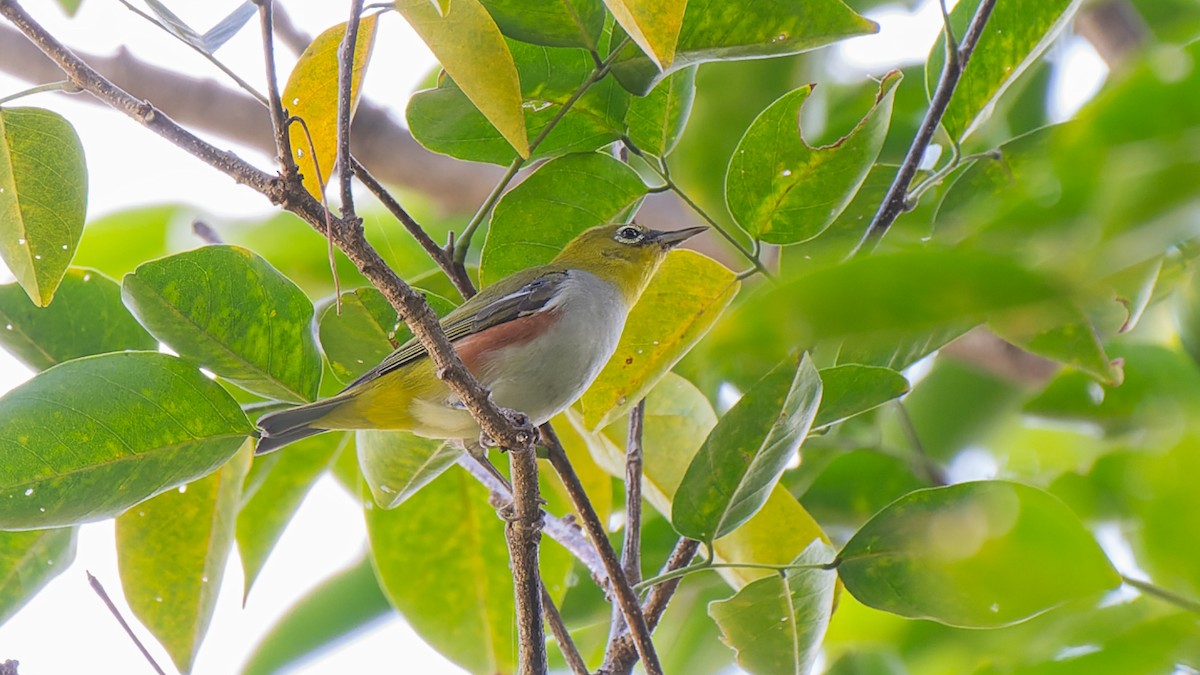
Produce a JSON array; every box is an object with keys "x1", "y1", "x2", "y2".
[{"x1": 344, "y1": 271, "x2": 569, "y2": 389}]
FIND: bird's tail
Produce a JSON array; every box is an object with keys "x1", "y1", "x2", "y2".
[{"x1": 255, "y1": 398, "x2": 344, "y2": 455}]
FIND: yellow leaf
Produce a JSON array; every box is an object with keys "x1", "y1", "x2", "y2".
[
  {"x1": 580, "y1": 249, "x2": 739, "y2": 430},
  {"x1": 604, "y1": 0, "x2": 688, "y2": 68},
  {"x1": 282, "y1": 16, "x2": 379, "y2": 200},
  {"x1": 395, "y1": 0, "x2": 530, "y2": 158}
]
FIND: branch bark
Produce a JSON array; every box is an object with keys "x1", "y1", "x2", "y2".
[
  {"x1": 0, "y1": 0, "x2": 533, "y2": 453},
  {"x1": 852, "y1": 0, "x2": 998, "y2": 255},
  {"x1": 505, "y1": 446, "x2": 548, "y2": 674}
]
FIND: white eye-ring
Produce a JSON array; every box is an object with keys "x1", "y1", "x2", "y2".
[{"x1": 615, "y1": 225, "x2": 644, "y2": 243}]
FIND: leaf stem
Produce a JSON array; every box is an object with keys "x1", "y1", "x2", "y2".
[
  {"x1": 634, "y1": 558, "x2": 837, "y2": 592},
  {"x1": 452, "y1": 38, "x2": 630, "y2": 263},
  {"x1": 87, "y1": 571, "x2": 167, "y2": 675},
  {"x1": 0, "y1": 78, "x2": 79, "y2": 104},
  {"x1": 1122, "y1": 575, "x2": 1200, "y2": 616}
]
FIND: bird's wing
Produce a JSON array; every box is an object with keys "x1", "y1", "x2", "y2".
[{"x1": 343, "y1": 269, "x2": 569, "y2": 390}]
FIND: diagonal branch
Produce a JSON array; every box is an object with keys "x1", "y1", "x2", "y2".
[
  {"x1": 852, "y1": 0, "x2": 998, "y2": 255},
  {"x1": 0, "y1": 0, "x2": 532, "y2": 454}
]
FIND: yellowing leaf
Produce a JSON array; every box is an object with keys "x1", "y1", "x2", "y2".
[
  {"x1": 604, "y1": 0, "x2": 688, "y2": 68},
  {"x1": 0, "y1": 107, "x2": 88, "y2": 306},
  {"x1": 580, "y1": 250, "x2": 739, "y2": 430},
  {"x1": 282, "y1": 16, "x2": 378, "y2": 199},
  {"x1": 395, "y1": 0, "x2": 529, "y2": 157}
]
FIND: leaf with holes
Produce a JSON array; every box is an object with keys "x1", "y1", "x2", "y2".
[
  {"x1": 122, "y1": 245, "x2": 322, "y2": 403},
  {"x1": 726, "y1": 72, "x2": 902, "y2": 244},
  {"x1": 0, "y1": 352, "x2": 252, "y2": 530},
  {"x1": 0, "y1": 107, "x2": 87, "y2": 306},
  {"x1": 282, "y1": 16, "x2": 378, "y2": 199}
]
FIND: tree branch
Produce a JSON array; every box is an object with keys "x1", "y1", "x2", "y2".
[
  {"x1": 852, "y1": 0, "x2": 998, "y2": 255},
  {"x1": 598, "y1": 538, "x2": 701, "y2": 675},
  {"x1": 542, "y1": 425, "x2": 663, "y2": 675},
  {"x1": 505, "y1": 446, "x2": 548, "y2": 674},
  {"x1": 0, "y1": 0, "x2": 533, "y2": 454},
  {"x1": 336, "y1": 0, "x2": 364, "y2": 219}
]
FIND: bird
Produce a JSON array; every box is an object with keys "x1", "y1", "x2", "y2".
[{"x1": 255, "y1": 222, "x2": 707, "y2": 455}]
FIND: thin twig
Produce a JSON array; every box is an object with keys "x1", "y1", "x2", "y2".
[
  {"x1": 336, "y1": 0, "x2": 364, "y2": 219},
  {"x1": 505, "y1": 442, "x2": 548, "y2": 674},
  {"x1": 0, "y1": 0, "x2": 534, "y2": 454},
  {"x1": 452, "y1": 38, "x2": 630, "y2": 264},
  {"x1": 117, "y1": 0, "x2": 267, "y2": 106},
  {"x1": 352, "y1": 157, "x2": 477, "y2": 299},
  {"x1": 269, "y1": 1, "x2": 310, "y2": 54},
  {"x1": 254, "y1": 0, "x2": 295, "y2": 177},
  {"x1": 621, "y1": 399, "x2": 645, "y2": 587},
  {"x1": 598, "y1": 538, "x2": 701, "y2": 675},
  {"x1": 895, "y1": 401, "x2": 948, "y2": 486},
  {"x1": 542, "y1": 424, "x2": 663, "y2": 675},
  {"x1": 456, "y1": 454, "x2": 607, "y2": 583},
  {"x1": 0, "y1": 77, "x2": 78, "y2": 104},
  {"x1": 86, "y1": 571, "x2": 167, "y2": 675},
  {"x1": 1122, "y1": 575, "x2": 1200, "y2": 615},
  {"x1": 851, "y1": 0, "x2": 998, "y2": 255},
  {"x1": 540, "y1": 583, "x2": 588, "y2": 675}
]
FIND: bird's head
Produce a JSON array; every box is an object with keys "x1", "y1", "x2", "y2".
[{"x1": 553, "y1": 223, "x2": 707, "y2": 304}]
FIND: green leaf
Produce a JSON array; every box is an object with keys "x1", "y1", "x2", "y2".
[
  {"x1": 407, "y1": 41, "x2": 628, "y2": 165},
  {"x1": 366, "y1": 466, "x2": 518, "y2": 674},
  {"x1": 0, "y1": 527, "x2": 76, "y2": 625},
  {"x1": 480, "y1": 152, "x2": 647, "y2": 285},
  {"x1": 357, "y1": 430, "x2": 461, "y2": 509},
  {"x1": 237, "y1": 432, "x2": 347, "y2": 595},
  {"x1": 0, "y1": 352, "x2": 252, "y2": 530},
  {"x1": 709, "y1": 540, "x2": 837, "y2": 675},
  {"x1": 927, "y1": 0, "x2": 1077, "y2": 141},
  {"x1": 1024, "y1": 343, "x2": 1200, "y2": 435},
  {"x1": 580, "y1": 249, "x2": 739, "y2": 430},
  {"x1": 73, "y1": 204, "x2": 180, "y2": 278},
  {"x1": 813, "y1": 364, "x2": 910, "y2": 429},
  {"x1": 990, "y1": 308, "x2": 1122, "y2": 386},
  {"x1": 726, "y1": 71, "x2": 902, "y2": 244},
  {"x1": 673, "y1": 355, "x2": 823, "y2": 544},
  {"x1": 625, "y1": 65, "x2": 696, "y2": 158},
  {"x1": 586, "y1": 374, "x2": 827, "y2": 588},
  {"x1": 0, "y1": 268, "x2": 156, "y2": 372},
  {"x1": 838, "y1": 481, "x2": 1120, "y2": 628},
  {"x1": 720, "y1": 248, "x2": 1069, "y2": 355},
  {"x1": 318, "y1": 286, "x2": 457, "y2": 385},
  {"x1": 604, "y1": 0, "x2": 688, "y2": 68},
  {"x1": 0, "y1": 107, "x2": 88, "y2": 306},
  {"x1": 55, "y1": 0, "x2": 83, "y2": 15},
  {"x1": 122, "y1": 245, "x2": 322, "y2": 403},
  {"x1": 241, "y1": 554, "x2": 394, "y2": 675},
  {"x1": 792, "y1": 449, "x2": 926, "y2": 529},
  {"x1": 480, "y1": 0, "x2": 604, "y2": 49},
  {"x1": 282, "y1": 16, "x2": 378, "y2": 199},
  {"x1": 396, "y1": 0, "x2": 529, "y2": 158},
  {"x1": 116, "y1": 445, "x2": 251, "y2": 673},
  {"x1": 609, "y1": 0, "x2": 878, "y2": 95}
]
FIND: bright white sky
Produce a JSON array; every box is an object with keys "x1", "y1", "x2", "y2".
[{"x1": 0, "y1": 2, "x2": 1106, "y2": 673}]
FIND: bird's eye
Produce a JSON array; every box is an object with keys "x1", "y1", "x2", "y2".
[{"x1": 615, "y1": 225, "x2": 643, "y2": 243}]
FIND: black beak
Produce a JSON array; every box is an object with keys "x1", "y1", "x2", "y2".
[{"x1": 650, "y1": 226, "x2": 708, "y2": 248}]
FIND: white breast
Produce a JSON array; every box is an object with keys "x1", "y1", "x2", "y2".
[{"x1": 480, "y1": 270, "x2": 628, "y2": 425}]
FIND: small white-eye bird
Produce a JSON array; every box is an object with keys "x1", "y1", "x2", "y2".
[{"x1": 255, "y1": 223, "x2": 706, "y2": 453}]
